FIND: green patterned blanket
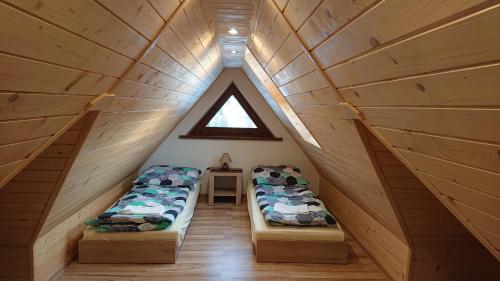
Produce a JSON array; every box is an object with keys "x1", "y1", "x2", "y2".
[
  {"x1": 86, "y1": 184, "x2": 190, "y2": 232},
  {"x1": 255, "y1": 184, "x2": 337, "y2": 227}
]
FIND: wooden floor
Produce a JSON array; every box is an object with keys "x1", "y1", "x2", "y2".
[{"x1": 57, "y1": 197, "x2": 388, "y2": 281}]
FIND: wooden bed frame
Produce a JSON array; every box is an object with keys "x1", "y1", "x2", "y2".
[
  {"x1": 79, "y1": 239, "x2": 178, "y2": 264},
  {"x1": 254, "y1": 239, "x2": 348, "y2": 264},
  {"x1": 247, "y1": 181, "x2": 348, "y2": 264}
]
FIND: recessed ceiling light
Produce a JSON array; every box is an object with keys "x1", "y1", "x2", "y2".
[
  {"x1": 230, "y1": 50, "x2": 237, "y2": 54},
  {"x1": 228, "y1": 28, "x2": 238, "y2": 35}
]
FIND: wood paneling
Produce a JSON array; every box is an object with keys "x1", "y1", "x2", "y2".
[
  {"x1": 366, "y1": 129, "x2": 500, "y2": 281},
  {"x1": 33, "y1": 173, "x2": 134, "y2": 281},
  {"x1": 319, "y1": 178, "x2": 410, "y2": 281},
  {"x1": 298, "y1": 0, "x2": 377, "y2": 50},
  {"x1": 314, "y1": 0, "x2": 488, "y2": 68},
  {"x1": 0, "y1": 114, "x2": 94, "y2": 281},
  {"x1": 339, "y1": 63, "x2": 500, "y2": 107},
  {"x1": 325, "y1": 3, "x2": 500, "y2": 87},
  {"x1": 283, "y1": 0, "x2": 322, "y2": 31},
  {"x1": 245, "y1": 0, "x2": 500, "y2": 278},
  {"x1": 267, "y1": 0, "x2": 500, "y2": 263},
  {"x1": 5, "y1": 0, "x2": 147, "y2": 58},
  {"x1": 0, "y1": 0, "x2": 223, "y2": 280},
  {"x1": 246, "y1": 0, "x2": 407, "y2": 247},
  {"x1": 204, "y1": 0, "x2": 253, "y2": 67},
  {"x1": 0, "y1": 3, "x2": 131, "y2": 77},
  {"x1": 57, "y1": 197, "x2": 389, "y2": 280},
  {"x1": 1, "y1": 0, "x2": 499, "y2": 279}
]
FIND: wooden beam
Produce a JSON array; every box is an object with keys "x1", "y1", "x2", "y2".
[
  {"x1": 85, "y1": 93, "x2": 115, "y2": 111},
  {"x1": 338, "y1": 102, "x2": 364, "y2": 120}
]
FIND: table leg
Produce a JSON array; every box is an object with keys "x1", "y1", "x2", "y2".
[
  {"x1": 208, "y1": 175, "x2": 214, "y2": 206},
  {"x1": 236, "y1": 175, "x2": 242, "y2": 205}
]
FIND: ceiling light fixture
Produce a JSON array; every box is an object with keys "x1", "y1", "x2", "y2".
[
  {"x1": 228, "y1": 28, "x2": 238, "y2": 35},
  {"x1": 230, "y1": 50, "x2": 237, "y2": 54}
]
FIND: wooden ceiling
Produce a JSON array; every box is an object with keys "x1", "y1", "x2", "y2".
[
  {"x1": 203, "y1": 0, "x2": 253, "y2": 67},
  {"x1": 244, "y1": 0, "x2": 500, "y2": 280},
  {"x1": 0, "y1": 1, "x2": 499, "y2": 281}
]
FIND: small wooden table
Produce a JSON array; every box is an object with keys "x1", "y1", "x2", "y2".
[{"x1": 208, "y1": 168, "x2": 243, "y2": 205}]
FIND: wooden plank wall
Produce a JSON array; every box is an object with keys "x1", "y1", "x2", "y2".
[
  {"x1": 0, "y1": 0, "x2": 223, "y2": 280},
  {"x1": 365, "y1": 127, "x2": 500, "y2": 280},
  {"x1": 32, "y1": 173, "x2": 135, "y2": 281},
  {"x1": 0, "y1": 115, "x2": 94, "y2": 281},
  {"x1": 319, "y1": 178, "x2": 411, "y2": 281},
  {"x1": 246, "y1": 0, "x2": 408, "y2": 245},
  {"x1": 37, "y1": 0, "x2": 223, "y2": 237},
  {"x1": 304, "y1": 0, "x2": 500, "y2": 260},
  {"x1": 243, "y1": 45, "x2": 412, "y2": 281},
  {"x1": 245, "y1": 0, "x2": 500, "y2": 279}
]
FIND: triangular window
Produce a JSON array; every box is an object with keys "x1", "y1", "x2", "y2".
[
  {"x1": 206, "y1": 95, "x2": 257, "y2": 128},
  {"x1": 181, "y1": 83, "x2": 281, "y2": 141}
]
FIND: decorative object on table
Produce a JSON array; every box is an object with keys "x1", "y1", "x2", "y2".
[{"x1": 218, "y1": 152, "x2": 232, "y2": 170}]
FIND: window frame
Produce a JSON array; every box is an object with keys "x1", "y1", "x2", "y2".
[{"x1": 180, "y1": 83, "x2": 282, "y2": 141}]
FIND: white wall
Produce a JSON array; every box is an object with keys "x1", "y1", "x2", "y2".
[{"x1": 142, "y1": 69, "x2": 319, "y2": 193}]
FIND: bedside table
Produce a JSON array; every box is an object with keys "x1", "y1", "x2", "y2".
[{"x1": 208, "y1": 168, "x2": 243, "y2": 205}]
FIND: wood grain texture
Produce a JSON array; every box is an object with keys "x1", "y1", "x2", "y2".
[
  {"x1": 0, "y1": 1, "x2": 224, "y2": 280},
  {"x1": 33, "y1": 173, "x2": 135, "y2": 281},
  {"x1": 247, "y1": 0, "x2": 408, "y2": 248},
  {"x1": 256, "y1": 240, "x2": 348, "y2": 264},
  {"x1": 246, "y1": 0, "x2": 500, "y2": 276},
  {"x1": 314, "y1": 0, "x2": 488, "y2": 68},
  {"x1": 57, "y1": 197, "x2": 389, "y2": 281},
  {"x1": 0, "y1": 115, "x2": 93, "y2": 281},
  {"x1": 79, "y1": 240, "x2": 177, "y2": 264},
  {"x1": 325, "y1": 3, "x2": 500, "y2": 87},
  {"x1": 319, "y1": 178, "x2": 410, "y2": 281},
  {"x1": 204, "y1": 0, "x2": 252, "y2": 67},
  {"x1": 366, "y1": 128, "x2": 500, "y2": 281}
]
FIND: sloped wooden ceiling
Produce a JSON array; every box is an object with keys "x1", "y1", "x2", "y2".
[
  {"x1": 242, "y1": 0, "x2": 499, "y2": 271},
  {"x1": 204, "y1": 0, "x2": 253, "y2": 67},
  {"x1": 247, "y1": 0, "x2": 407, "y2": 243},
  {"x1": 0, "y1": 1, "x2": 223, "y2": 280},
  {"x1": 0, "y1": 0, "x2": 499, "y2": 280},
  {"x1": 0, "y1": 0, "x2": 224, "y2": 188}
]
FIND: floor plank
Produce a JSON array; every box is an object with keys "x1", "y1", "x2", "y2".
[{"x1": 57, "y1": 196, "x2": 389, "y2": 281}]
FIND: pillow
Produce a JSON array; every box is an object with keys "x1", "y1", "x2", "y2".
[
  {"x1": 134, "y1": 165, "x2": 201, "y2": 189},
  {"x1": 252, "y1": 165, "x2": 309, "y2": 186}
]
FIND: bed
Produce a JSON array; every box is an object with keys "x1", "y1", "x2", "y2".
[
  {"x1": 79, "y1": 179, "x2": 200, "y2": 264},
  {"x1": 247, "y1": 181, "x2": 348, "y2": 264}
]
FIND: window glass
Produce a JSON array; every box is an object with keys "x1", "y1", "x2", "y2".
[{"x1": 206, "y1": 95, "x2": 257, "y2": 128}]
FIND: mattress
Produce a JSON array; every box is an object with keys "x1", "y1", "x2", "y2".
[
  {"x1": 247, "y1": 181, "x2": 344, "y2": 243},
  {"x1": 83, "y1": 182, "x2": 200, "y2": 247}
]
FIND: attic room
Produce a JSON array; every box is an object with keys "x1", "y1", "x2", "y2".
[{"x1": 0, "y1": 0, "x2": 499, "y2": 280}]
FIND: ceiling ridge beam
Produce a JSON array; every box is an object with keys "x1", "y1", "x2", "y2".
[{"x1": 267, "y1": 0, "x2": 500, "y2": 261}]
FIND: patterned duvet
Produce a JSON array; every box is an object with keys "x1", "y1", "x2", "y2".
[
  {"x1": 86, "y1": 184, "x2": 190, "y2": 232},
  {"x1": 255, "y1": 184, "x2": 337, "y2": 227}
]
